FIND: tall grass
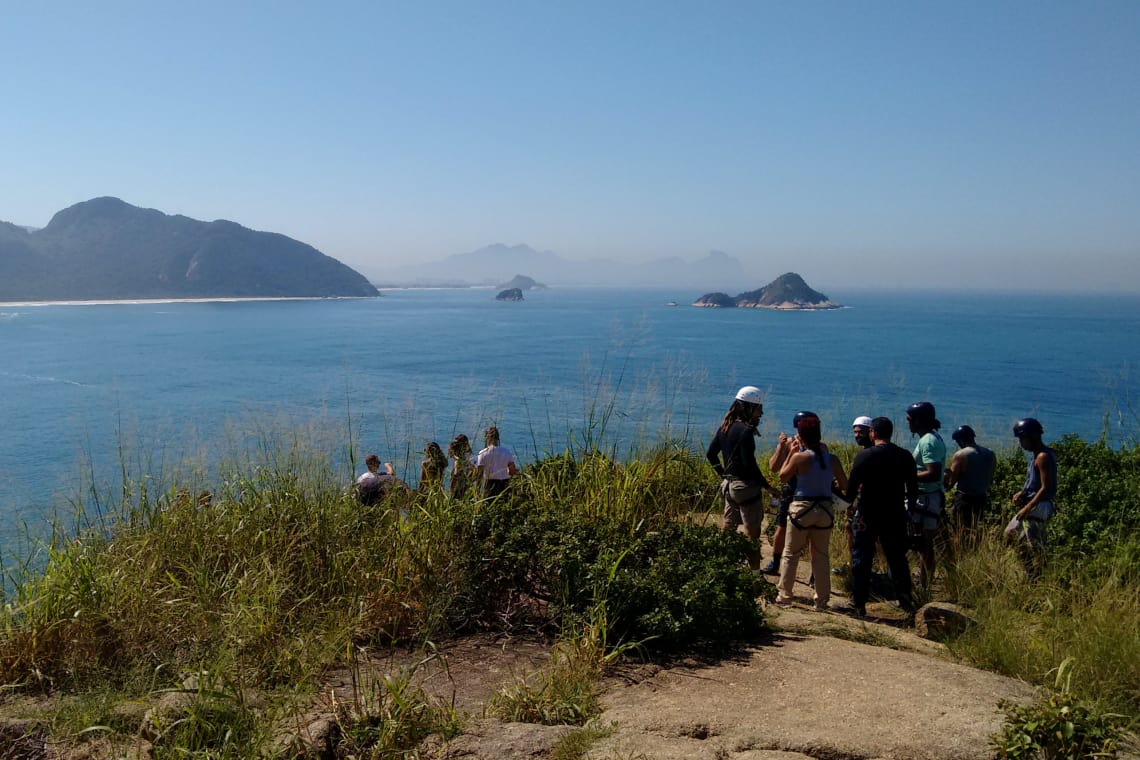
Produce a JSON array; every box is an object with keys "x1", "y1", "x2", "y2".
[
  {"x1": 941, "y1": 435, "x2": 1140, "y2": 720},
  {"x1": 943, "y1": 533, "x2": 1140, "y2": 717},
  {"x1": 0, "y1": 429, "x2": 759, "y2": 698}
]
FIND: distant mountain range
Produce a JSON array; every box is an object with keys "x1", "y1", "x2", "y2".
[
  {"x1": 374, "y1": 243, "x2": 750, "y2": 290},
  {"x1": 0, "y1": 197, "x2": 378, "y2": 301},
  {"x1": 693, "y1": 272, "x2": 840, "y2": 310}
]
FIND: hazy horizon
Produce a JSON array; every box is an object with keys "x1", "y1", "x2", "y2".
[{"x1": 3, "y1": 2, "x2": 1138, "y2": 292}]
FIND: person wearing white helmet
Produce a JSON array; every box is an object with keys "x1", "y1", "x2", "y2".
[
  {"x1": 833, "y1": 415, "x2": 875, "y2": 577},
  {"x1": 852, "y1": 416, "x2": 874, "y2": 449},
  {"x1": 707, "y1": 385, "x2": 779, "y2": 570}
]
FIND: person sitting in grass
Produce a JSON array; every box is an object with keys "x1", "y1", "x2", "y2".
[{"x1": 355, "y1": 453, "x2": 399, "y2": 505}]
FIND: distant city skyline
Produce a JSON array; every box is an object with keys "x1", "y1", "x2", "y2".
[{"x1": 3, "y1": 2, "x2": 1138, "y2": 291}]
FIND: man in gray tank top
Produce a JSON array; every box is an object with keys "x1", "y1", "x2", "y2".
[{"x1": 944, "y1": 425, "x2": 996, "y2": 536}]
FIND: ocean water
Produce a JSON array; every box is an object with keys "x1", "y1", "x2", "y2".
[{"x1": 2, "y1": 288, "x2": 1139, "y2": 548}]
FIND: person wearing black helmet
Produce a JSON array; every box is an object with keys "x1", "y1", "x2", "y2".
[
  {"x1": 707, "y1": 386, "x2": 780, "y2": 570},
  {"x1": 774, "y1": 411, "x2": 848, "y2": 611},
  {"x1": 944, "y1": 425, "x2": 996, "y2": 538},
  {"x1": 1006, "y1": 417, "x2": 1057, "y2": 578},
  {"x1": 906, "y1": 401, "x2": 946, "y2": 589}
]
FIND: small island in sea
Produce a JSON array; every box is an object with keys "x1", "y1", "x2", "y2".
[
  {"x1": 495, "y1": 287, "x2": 524, "y2": 301},
  {"x1": 693, "y1": 272, "x2": 840, "y2": 310}
]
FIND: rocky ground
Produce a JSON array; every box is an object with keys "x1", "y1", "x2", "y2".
[{"x1": 3, "y1": 563, "x2": 1136, "y2": 759}]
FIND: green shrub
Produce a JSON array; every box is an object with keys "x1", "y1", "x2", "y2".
[
  {"x1": 456, "y1": 497, "x2": 766, "y2": 651},
  {"x1": 991, "y1": 660, "x2": 1127, "y2": 759}
]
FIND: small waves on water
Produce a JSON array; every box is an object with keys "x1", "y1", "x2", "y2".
[{"x1": 0, "y1": 370, "x2": 89, "y2": 387}]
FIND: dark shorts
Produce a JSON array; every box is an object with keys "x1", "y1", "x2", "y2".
[
  {"x1": 951, "y1": 492, "x2": 988, "y2": 529},
  {"x1": 483, "y1": 478, "x2": 510, "y2": 498},
  {"x1": 908, "y1": 491, "x2": 945, "y2": 533},
  {"x1": 775, "y1": 481, "x2": 794, "y2": 528}
]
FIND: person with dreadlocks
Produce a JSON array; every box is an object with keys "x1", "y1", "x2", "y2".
[
  {"x1": 707, "y1": 386, "x2": 780, "y2": 570},
  {"x1": 774, "y1": 411, "x2": 848, "y2": 610},
  {"x1": 906, "y1": 401, "x2": 946, "y2": 589}
]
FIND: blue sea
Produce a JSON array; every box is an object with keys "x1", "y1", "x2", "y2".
[{"x1": 3, "y1": 288, "x2": 1139, "y2": 550}]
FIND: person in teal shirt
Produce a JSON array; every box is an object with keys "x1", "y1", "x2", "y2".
[{"x1": 906, "y1": 401, "x2": 946, "y2": 589}]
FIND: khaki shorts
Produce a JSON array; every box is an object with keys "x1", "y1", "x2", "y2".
[{"x1": 722, "y1": 479, "x2": 764, "y2": 533}]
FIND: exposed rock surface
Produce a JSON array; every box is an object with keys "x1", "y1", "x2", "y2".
[
  {"x1": 495, "y1": 287, "x2": 524, "y2": 301},
  {"x1": 692, "y1": 291, "x2": 737, "y2": 307}
]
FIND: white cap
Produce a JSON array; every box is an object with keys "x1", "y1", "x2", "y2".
[
  {"x1": 735, "y1": 386, "x2": 763, "y2": 405},
  {"x1": 852, "y1": 416, "x2": 873, "y2": 428}
]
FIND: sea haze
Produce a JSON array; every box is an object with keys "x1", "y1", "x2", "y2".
[{"x1": 2, "y1": 288, "x2": 1139, "y2": 549}]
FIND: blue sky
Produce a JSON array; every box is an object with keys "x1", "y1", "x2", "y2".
[{"x1": 3, "y1": 1, "x2": 1139, "y2": 290}]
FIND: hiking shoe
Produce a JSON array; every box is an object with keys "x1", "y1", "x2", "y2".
[
  {"x1": 772, "y1": 596, "x2": 794, "y2": 607},
  {"x1": 760, "y1": 560, "x2": 780, "y2": 575}
]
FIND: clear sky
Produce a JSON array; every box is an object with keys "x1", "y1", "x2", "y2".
[{"x1": 3, "y1": 1, "x2": 1139, "y2": 291}]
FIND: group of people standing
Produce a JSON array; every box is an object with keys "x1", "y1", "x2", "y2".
[
  {"x1": 707, "y1": 386, "x2": 1058, "y2": 616},
  {"x1": 354, "y1": 425, "x2": 518, "y2": 503}
]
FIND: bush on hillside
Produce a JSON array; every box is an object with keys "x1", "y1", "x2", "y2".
[{"x1": 455, "y1": 496, "x2": 766, "y2": 650}]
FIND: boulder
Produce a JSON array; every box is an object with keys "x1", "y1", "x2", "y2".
[{"x1": 915, "y1": 602, "x2": 977, "y2": 640}]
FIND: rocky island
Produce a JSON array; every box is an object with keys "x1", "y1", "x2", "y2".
[
  {"x1": 495, "y1": 287, "x2": 524, "y2": 301},
  {"x1": 693, "y1": 272, "x2": 840, "y2": 310},
  {"x1": 0, "y1": 197, "x2": 378, "y2": 301}
]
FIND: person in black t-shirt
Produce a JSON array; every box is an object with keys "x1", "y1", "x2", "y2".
[{"x1": 843, "y1": 417, "x2": 917, "y2": 617}]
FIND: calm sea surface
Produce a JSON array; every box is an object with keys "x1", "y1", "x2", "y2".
[{"x1": 3, "y1": 288, "x2": 1139, "y2": 548}]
